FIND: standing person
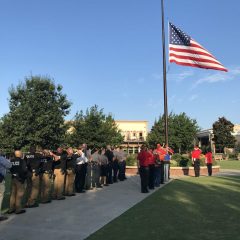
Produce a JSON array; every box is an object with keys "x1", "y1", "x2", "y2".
[
  {"x1": 191, "y1": 145, "x2": 202, "y2": 177},
  {"x1": 105, "y1": 145, "x2": 114, "y2": 184},
  {"x1": 117, "y1": 147, "x2": 127, "y2": 181},
  {"x1": 50, "y1": 147, "x2": 67, "y2": 200},
  {"x1": 155, "y1": 144, "x2": 166, "y2": 184},
  {"x1": 82, "y1": 143, "x2": 90, "y2": 190},
  {"x1": 112, "y1": 147, "x2": 119, "y2": 183},
  {"x1": 0, "y1": 153, "x2": 12, "y2": 221},
  {"x1": 137, "y1": 145, "x2": 150, "y2": 193},
  {"x1": 8, "y1": 150, "x2": 28, "y2": 214},
  {"x1": 148, "y1": 148, "x2": 155, "y2": 190},
  {"x1": 205, "y1": 148, "x2": 213, "y2": 176},
  {"x1": 91, "y1": 148, "x2": 102, "y2": 188},
  {"x1": 99, "y1": 148, "x2": 108, "y2": 186},
  {"x1": 25, "y1": 146, "x2": 42, "y2": 208},
  {"x1": 75, "y1": 147, "x2": 88, "y2": 193},
  {"x1": 164, "y1": 147, "x2": 171, "y2": 182},
  {"x1": 65, "y1": 147, "x2": 76, "y2": 196},
  {"x1": 39, "y1": 149, "x2": 53, "y2": 203}
]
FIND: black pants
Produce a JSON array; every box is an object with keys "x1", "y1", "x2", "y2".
[
  {"x1": 207, "y1": 163, "x2": 212, "y2": 176},
  {"x1": 160, "y1": 162, "x2": 165, "y2": 184},
  {"x1": 106, "y1": 162, "x2": 113, "y2": 184},
  {"x1": 113, "y1": 161, "x2": 119, "y2": 182},
  {"x1": 194, "y1": 159, "x2": 200, "y2": 177},
  {"x1": 148, "y1": 164, "x2": 155, "y2": 189},
  {"x1": 75, "y1": 164, "x2": 86, "y2": 192},
  {"x1": 139, "y1": 166, "x2": 149, "y2": 193},
  {"x1": 118, "y1": 161, "x2": 125, "y2": 181}
]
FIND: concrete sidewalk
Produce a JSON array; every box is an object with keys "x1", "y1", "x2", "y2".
[{"x1": 0, "y1": 176, "x2": 170, "y2": 240}]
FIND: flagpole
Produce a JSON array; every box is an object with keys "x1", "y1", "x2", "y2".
[{"x1": 161, "y1": 0, "x2": 169, "y2": 147}]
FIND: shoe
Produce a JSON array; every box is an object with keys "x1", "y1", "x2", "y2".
[
  {"x1": 149, "y1": 187, "x2": 155, "y2": 190},
  {"x1": 78, "y1": 190, "x2": 85, "y2": 193},
  {"x1": 96, "y1": 186, "x2": 103, "y2": 188},
  {"x1": 0, "y1": 216, "x2": 8, "y2": 221},
  {"x1": 67, "y1": 193, "x2": 76, "y2": 196},
  {"x1": 41, "y1": 200, "x2": 51, "y2": 204},
  {"x1": 141, "y1": 190, "x2": 149, "y2": 193},
  {"x1": 57, "y1": 196, "x2": 66, "y2": 200},
  {"x1": 15, "y1": 209, "x2": 26, "y2": 214},
  {"x1": 7, "y1": 209, "x2": 15, "y2": 214},
  {"x1": 26, "y1": 203, "x2": 39, "y2": 208}
]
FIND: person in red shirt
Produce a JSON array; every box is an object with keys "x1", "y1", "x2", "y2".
[
  {"x1": 155, "y1": 144, "x2": 166, "y2": 184},
  {"x1": 148, "y1": 148, "x2": 155, "y2": 190},
  {"x1": 205, "y1": 148, "x2": 213, "y2": 176},
  {"x1": 137, "y1": 145, "x2": 150, "y2": 193},
  {"x1": 191, "y1": 145, "x2": 202, "y2": 177}
]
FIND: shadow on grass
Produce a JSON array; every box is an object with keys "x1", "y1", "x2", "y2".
[{"x1": 87, "y1": 175, "x2": 240, "y2": 240}]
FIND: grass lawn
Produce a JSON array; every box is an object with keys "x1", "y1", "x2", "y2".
[
  {"x1": 217, "y1": 160, "x2": 240, "y2": 170},
  {"x1": 87, "y1": 176, "x2": 240, "y2": 240}
]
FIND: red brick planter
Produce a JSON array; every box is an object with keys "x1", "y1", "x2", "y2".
[{"x1": 126, "y1": 165, "x2": 220, "y2": 176}]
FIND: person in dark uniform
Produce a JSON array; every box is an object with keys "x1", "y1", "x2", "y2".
[
  {"x1": 65, "y1": 147, "x2": 76, "y2": 196},
  {"x1": 205, "y1": 147, "x2": 213, "y2": 176},
  {"x1": 8, "y1": 150, "x2": 28, "y2": 214},
  {"x1": 105, "y1": 145, "x2": 114, "y2": 184},
  {"x1": 99, "y1": 148, "x2": 108, "y2": 186},
  {"x1": 112, "y1": 147, "x2": 119, "y2": 183},
  {"x1": 50, "y1": 147, "x2": 67, "y2": 200},
  {"x1": 39, "y1": 149, "x2": 54, "y2": 203},
  {"x1": 25, "y1": 146, "x2": 42, "y2": 208},
  {"x1": 137, "y1": 145, "x2": 150, "y2": 193},
  {"x1": 75, "y1": 147, "x2": 88, "y2": 193}
]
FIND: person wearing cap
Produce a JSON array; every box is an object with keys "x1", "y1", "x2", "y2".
[
  {"x1": 191, "y1": 145, "x2": 202, "y2": 177},
  {"x1": 8, "y1": 150, "x2": 28, "y2": 215},
  {"x1": 0, "y1": 153, "x2": 12, "y2": 221},
  {"x1": 148, "y1": 147, "x2": 155, "y2": 190},
  {"x1": 154, "y1": 144, "x2": 166, "y2": 184}
]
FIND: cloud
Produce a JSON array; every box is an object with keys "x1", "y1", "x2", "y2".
[
  {"x1": 167, "y1": 70, "x2": 194, "y2": 82},
  {"x1": 189, "y1": 94, "x2": 199, "y2": 101},
  {"x1": 136, "y1": 77, "x2": 145, "y2": 84},
  {"x1": 146, "y1": 98, "x2": 162, "y2": 109},
  {"x1": 192, "y1": 66, "x2": 240, "y2": 88}
]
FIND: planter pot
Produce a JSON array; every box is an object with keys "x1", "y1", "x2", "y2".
[{"x1": 126, "y1": 165, "x2": 220, "y2": 176}]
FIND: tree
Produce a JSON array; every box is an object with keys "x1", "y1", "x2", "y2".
[
  {"x1": 147, "y1": 112, "x2": 199, "y2": 153},
  {"x1": 67, "y1": 105, "x2": 123, "y2": 148},
  {"x1": 213, "y1": 117, "x2": 236, "y2": 153},
  {"x1": 0, "y1": 75, "x2": 71, "y2": 151}
]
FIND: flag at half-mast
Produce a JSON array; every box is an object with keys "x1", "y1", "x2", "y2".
[{"x1": 169, "y1": 22, "x2": 227, "y2": 72}]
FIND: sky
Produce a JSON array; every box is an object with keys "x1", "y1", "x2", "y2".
[{"x1": 0, "y1": 0, "x2": 239, "y2": 131}]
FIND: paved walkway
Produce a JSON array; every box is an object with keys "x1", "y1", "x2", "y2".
[
  {"x1": 216, "y1": 169, "x2": 240, "y2": 176},
  {"x1": 0, "y1": 176, "x2": 170, "y2": 240}
]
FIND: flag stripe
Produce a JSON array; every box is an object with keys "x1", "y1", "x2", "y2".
[
  {"x1": 169, "y1": 52, "x2": 223, "y2": 66},
  {"x1": 169, "y1": 22, "x2": 228, "y2": 72},
  {"x1": 169, "y1": 57, "x2": 227, "y2": 71}
]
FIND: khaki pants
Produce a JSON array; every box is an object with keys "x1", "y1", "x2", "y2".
[
  {"x1": 65, "y1": 169, "x2": 75, "y2": 195},
  {"x1": 52, "y1": 169, "x2": 65, "y2": 199},
  {"x1": 0, "y1": 181, "x2": 5, "y2": 216},
  {"x1": 27, "y1": 174, "x2": 40, "y2": 206},
  {"x1": 40, "y1": 173, "x2": 52, "y2": 202},
  {"x1": 9, "y1": 178, "x2": 25, "y2": 212}
]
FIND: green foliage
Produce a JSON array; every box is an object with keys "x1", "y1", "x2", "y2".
[
  {"x1": 67, "y1": 105, "x2": 123, "y2": 148},
  {"x1": 0, "y1": 76, "x2": 71, "y2": 151},
  {"x1": 147, "y1": 112, "x2": 199, "y2": 153},
  {"x1": 126, "y1": 154, "x2": 137, "y2": 166},
  {"x1": 213, "y1": 117, "x2": 236, "y2": 153}
]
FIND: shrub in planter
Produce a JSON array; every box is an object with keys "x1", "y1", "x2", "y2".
[
  {"x1": 170, "y1": 160, "x2": 178, "y2": 167},
  {"x1": 126, "y1": 154, "x2": 137, "y2": 166}
]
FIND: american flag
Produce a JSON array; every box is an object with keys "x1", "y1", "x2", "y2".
[{"x1": 169, "y1": 22, "x2": 228, "y2": 72}]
